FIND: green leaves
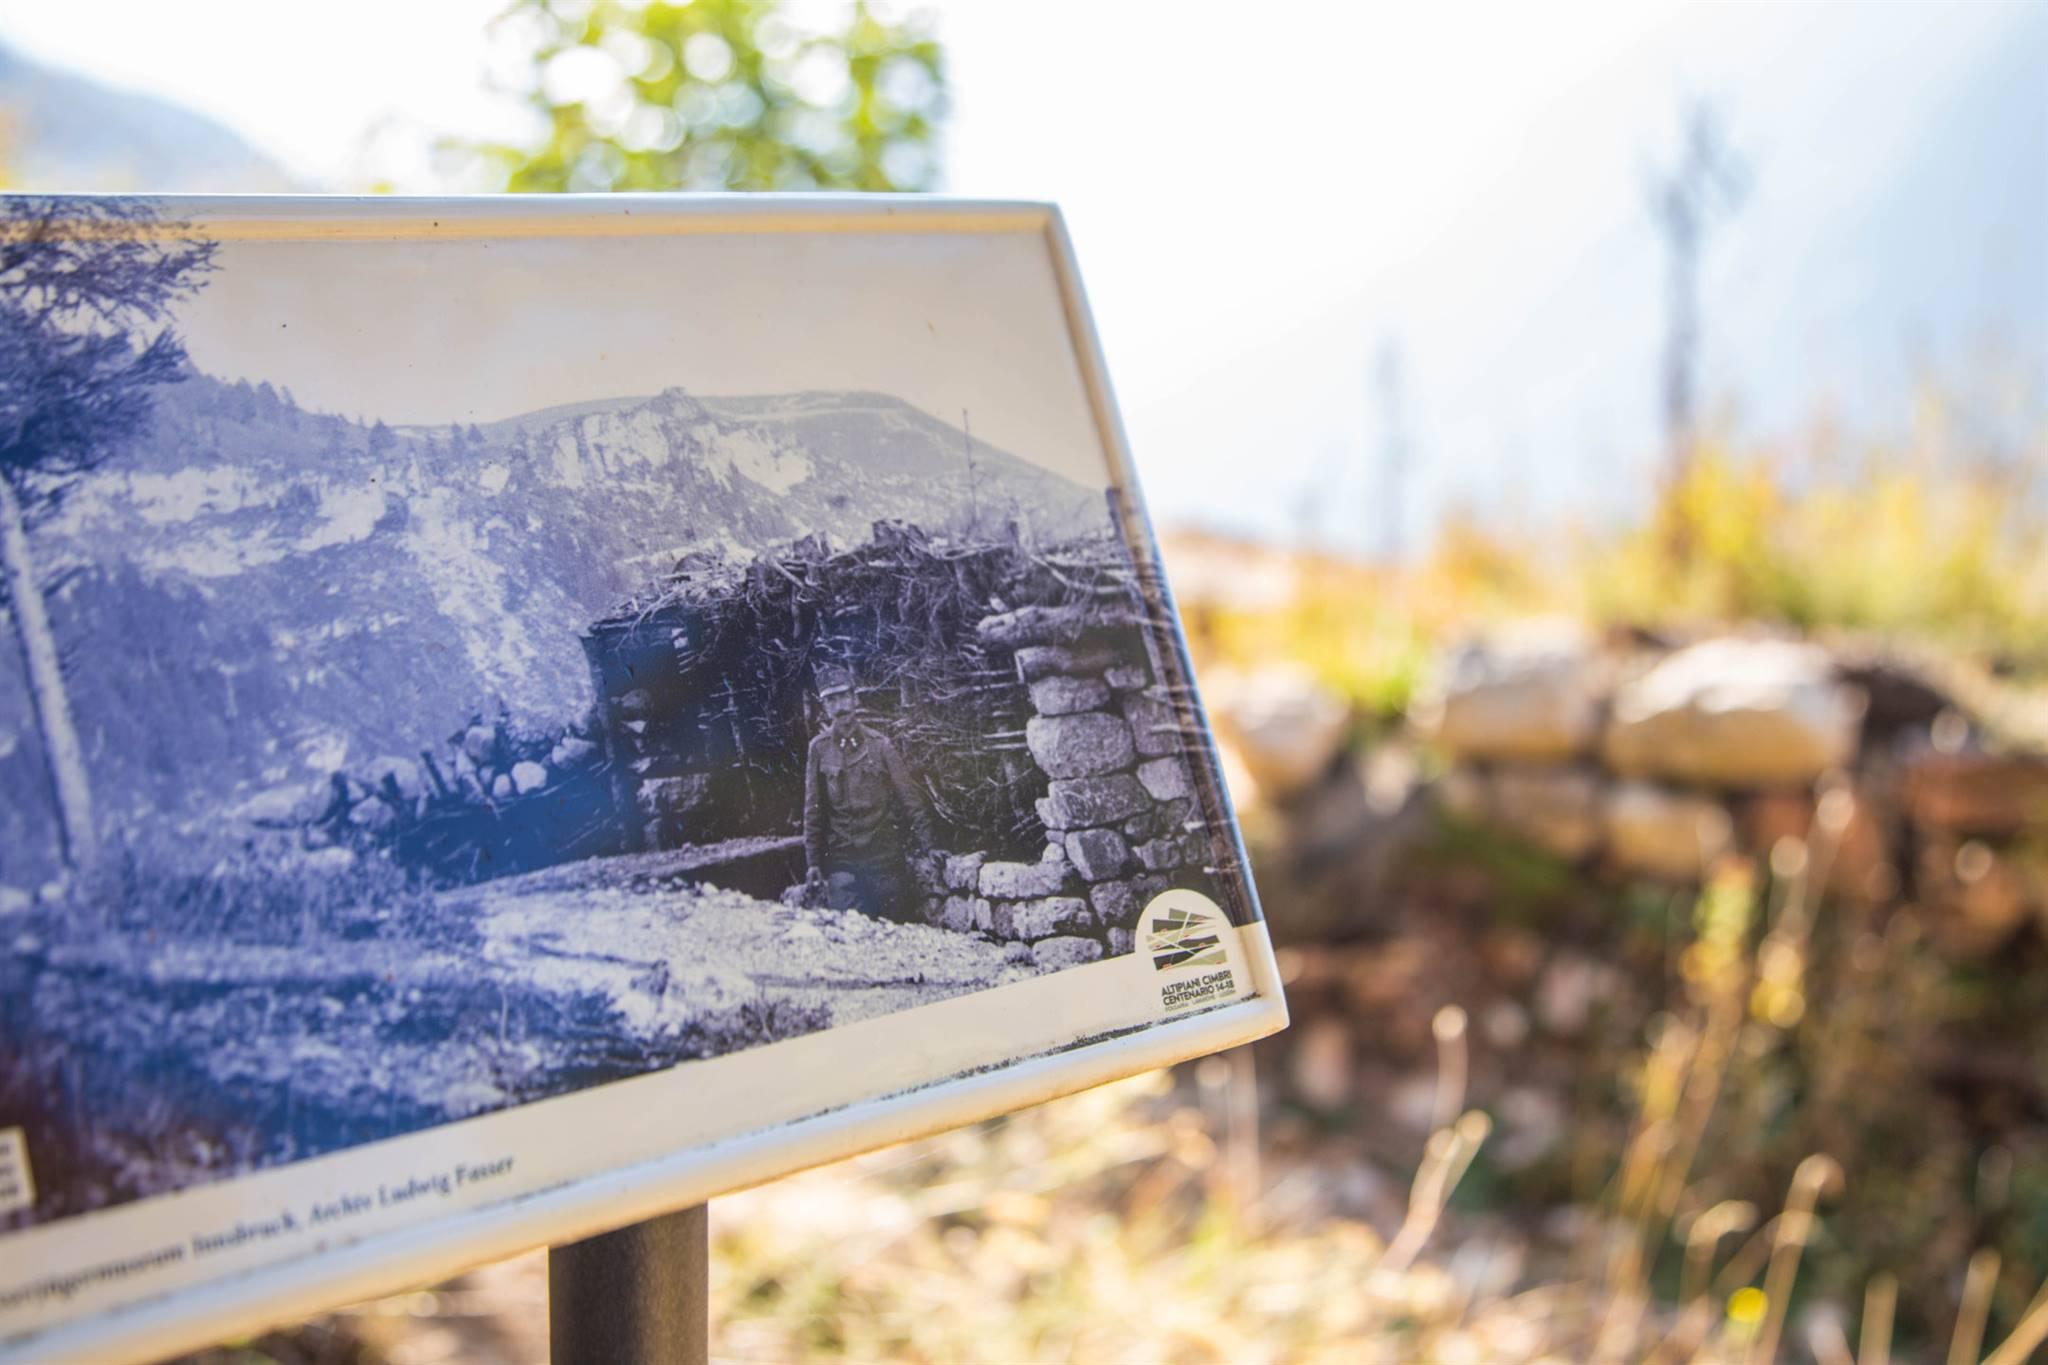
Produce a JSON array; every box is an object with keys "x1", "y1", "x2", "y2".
[{"x1": 460, "y1": 0, "x2": 947, "y2": 194}]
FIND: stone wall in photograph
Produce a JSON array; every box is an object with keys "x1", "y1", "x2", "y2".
[{"x1": 925, "y1": 606, "x2": 1219, "y2": 968}]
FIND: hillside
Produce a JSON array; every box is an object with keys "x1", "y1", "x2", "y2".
[
  {"x1": 0, "y1": 374, "x2": 1105, "y2": 886},
  {"x1": 0, "y1": 42, "x2": 291, "y2": 192}
]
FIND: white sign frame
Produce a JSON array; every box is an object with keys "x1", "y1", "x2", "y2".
[{"x1": 0, "y1": 194, "x2": 1287, "y2": 1363}]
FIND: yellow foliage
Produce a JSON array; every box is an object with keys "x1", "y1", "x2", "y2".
[{"x1": 1583, "y1": 440, "x2": 2048, "y2": 654}]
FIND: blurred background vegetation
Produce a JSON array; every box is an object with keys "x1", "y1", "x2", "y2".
[
  {"x1": 5, "y1": 0, "x2": 2047, "y2": 1361},
  {"x1": 451, "y1": 0, "x2": 944, "y2": 193}
]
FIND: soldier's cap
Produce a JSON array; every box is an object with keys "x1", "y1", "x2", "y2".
[{"x1": 814, "y1": 663, "x2": 857, "y2": 698}]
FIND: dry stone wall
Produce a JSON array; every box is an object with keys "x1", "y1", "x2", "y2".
[
  {"x1": 927, "y1": 607, "x2": 1215, "y2": 966},
  {"x1": 1422, "y1": 630, "x2": 2048, "y2": 954}
]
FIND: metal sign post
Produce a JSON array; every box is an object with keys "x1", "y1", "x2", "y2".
[{"x1": 548, "y1": 1204, "x2": 709, "y2": 1365}]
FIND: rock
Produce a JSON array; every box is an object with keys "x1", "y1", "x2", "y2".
[
  {"x1": 1488, "y1": 765, "x2": 1603, "y2": 860},
  {"x1": 1002, "y1": 940, "x2": 1035, "y2": 966},
  {"x1": 1742, "y1": 788, "x2": 1894, "y2": 902},
  {"x1": 1604, "y1": 782, "x2": 1732, "y2": 880},
  {"x1": 1034, "y1": 797, "x2": 1059, "y2": 831},
  {"x1": 1026, "y1": 713, "x2": 1136, "y2": 779},
  {"x1": 944, "y1": 851, "x2": 987, "y2": 892},
  {"x1": 1029, "y1": 675, "x2": 1112, "y2": 716},
  {"x1": 978, "y1": 859, "x2": 1072, "y2": 899},
  {"x1": 1107, "y1": 927, "x2": 1135, "y2": 956},
  {"x1": 1041, "y1": 842, "x2": 1067, "y2": 863},
  {"x1": 1032, "y1": 935, "x2": 1106, "y2": 970},
  {"x1": 1119, "y1": 809, "x2": 1160, "y2": 841},
  {"x1": 1081, "y1": 875, "x2": 1163, "y2": 929},
  {"x1": 1603, "y1": 639, "x2": 1863, "y2": 788},
  {"x1": 1014, "y1": 643, "x2": 1117, "y2": 682},
  {"x1": 1044, "y1": 774, "x2": 1153, "y2": 829},
  {"x1": 1104, "y1": 663, "x2": 1150, "y2": 691},
  {"x1": 303, "y1": 846, "x2": 357, "y2": 875},
  {"x1": 1118, "y1": 689, "x2": 1182, "y2": 759},
  {"x1": 1133, "y1": 836, "x2": 1186, "y2": 872},
  {"x1": 351, "y1": 798, "x2": 397, "y2": 832},
  {"x1": 1423, "y1": 626, "x2": 1604, "y2": 762},
  {"x1": 1089, "y1": 878, "x2": 1142, "y2": 927},
  {"x1": 1744, "y1": 790, "x2": 1814, "y2": 854},
  {"x1": 510, "y1": 760, "x2": 548, "y2": 794},
  {"x1": 1204, "y1": 665, "x2": 1350, "y2": 800},
  {"x1": 1436, "y1": 762, "x2": 1602, "y2": 858},
  {"x1": 978, "y1": 604, "x2": 1134, "y2": 649},
  {"x1": 443, "y1": 1080, "x2": 511, "y2": 1118},
  {"x1": 462, "y1": 723, "x2": 502, "y2": 765},
  {"x1": 550, "y1": 736, "x2": 599, "y2": 769},
  {"x1": 364, "y1": 754, "x2": 424, "y2": 801},
  {"x1": 937, "y1": 895, "x2": 986, "y2": 934},
  {"x1": 1136, "y1": 755, "x2": 1195, "y2": 803},
  {"x1": 1123, "y1": 798, "x2": 1192, "y2": 842},
  {"x1": 616, "y1": 689, "x2": 654, "y2": 720},
  {"x1": 637, "y1": 773, "x2": 710, "y2": 822},
  {"x1": 1064, "y1": 827, "x2": 1131, "y2": 881},
  {"x1": 994, "y1": 896, "x2": 1094, "y2": 941},
  {"x1": 1903, "y1": 751, "x2": 2048, "y2": 837},
  {"x1": 0, "y1": 886, "x2": 31, "y2": 916},
  {"x1": 1919, "y1": 838, "x2": 2044, "y2": 957}
]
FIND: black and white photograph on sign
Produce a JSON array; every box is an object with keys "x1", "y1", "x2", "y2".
[{"x1": 0, "y1": 196, "x2": 1259, "y2": 1243}]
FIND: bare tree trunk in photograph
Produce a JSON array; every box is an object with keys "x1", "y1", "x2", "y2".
[{"x1": 0, "y1": 473, "x2": 99, "y2": 876}]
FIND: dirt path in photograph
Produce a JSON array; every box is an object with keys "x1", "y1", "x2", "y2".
[{"x1": 451, "y1": 845, "x2": 1041, "y2": 1033}]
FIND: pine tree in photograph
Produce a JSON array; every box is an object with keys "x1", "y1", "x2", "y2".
[{"x1": 0, "y1": 196, "x2": 215, "y2": 877}]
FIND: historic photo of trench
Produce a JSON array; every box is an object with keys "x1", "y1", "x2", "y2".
[{"x1": 0, "y1": 198, "x2": 1255, "y2": 1229}]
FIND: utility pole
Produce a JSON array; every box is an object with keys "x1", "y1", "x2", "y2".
[
  {"x1": 1645, "y1": 99, "x2": 1747, "y2": 501},
  {"x1": 1372, "y1": 338, "x2": 1409, "y2": 566}
]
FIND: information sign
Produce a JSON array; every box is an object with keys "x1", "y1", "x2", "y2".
[{"x1": 0, "y1": 195, "x2": 1285, "y2": 1362}]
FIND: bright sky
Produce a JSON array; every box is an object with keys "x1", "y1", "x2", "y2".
[
  {"x1": 175, "y1": 219, "x2": 1109, "y2": 489},
  {"x1": 5, "y1": 0, "x2": 2039, "y2": 551}
]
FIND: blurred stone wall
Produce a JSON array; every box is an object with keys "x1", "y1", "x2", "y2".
[{"x1": 1420, "y1": 629, "x2": 2048, "y2": 954}]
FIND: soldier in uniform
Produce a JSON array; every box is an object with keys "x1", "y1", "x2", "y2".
[{"x1": 802, "y1": 664, "x2": 936, "y2": 921}]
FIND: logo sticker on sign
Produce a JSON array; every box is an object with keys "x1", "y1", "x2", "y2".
[
  {"x1": 1137, "y1": 890, "x2": 1250, "y2": 1017},
  {"x1": 0, "y1": 1130, "x2": 33, "y2": 1218}
]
